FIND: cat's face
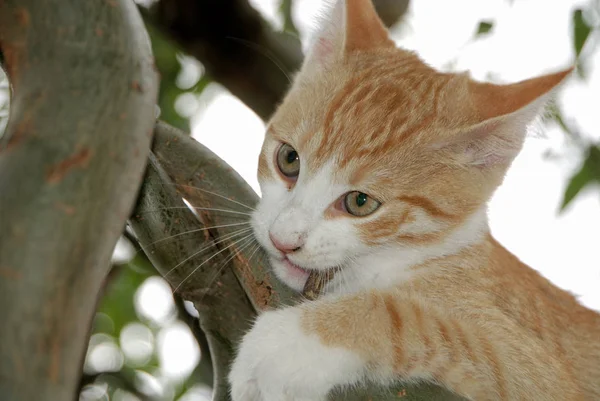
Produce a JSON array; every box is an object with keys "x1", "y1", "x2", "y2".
[
  {"x1": 251, "y1": 53, "x2": 483, "y2": 292},
  {"x1": 251, "y1": 0, "x2": 570, "y2": 292}
]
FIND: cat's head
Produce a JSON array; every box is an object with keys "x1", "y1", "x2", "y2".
[{"x1": 251, "y1": 0, "x2": 572, "y2": 292}]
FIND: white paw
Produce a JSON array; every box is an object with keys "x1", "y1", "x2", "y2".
[{"x1": 228, "y1": 306, "x2": 364, "y2": 401}]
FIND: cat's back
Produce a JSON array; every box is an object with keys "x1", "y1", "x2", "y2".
[
  {"x1": 483, "y1": 238, "x2": 600, "y2": 398},
  {"x1": 408, "y1": 235, "x2": 596, "y2": 327},
  {"x1": 404, "y1": 235, "x2": 600, "y2": 397}
]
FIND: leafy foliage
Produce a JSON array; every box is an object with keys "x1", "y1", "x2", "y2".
[
  {"x1": 280, "y1": 0, "x2": 299, "y2": 35},
  {"x1": 475, "y1": 21, "x2": 494, "y2": 36},
  {"x1": 573, "y1": 9, "x2": 592, "y2": 58},
  {"x1": 561, "y1": 145, "x2": 600, "y2": 211},
  {"x1": 93, "y1": 255, "x2": 156, "y2": 337},
  {"x1": 144, "y1": 19, "x2": 211, "y2": 132}
]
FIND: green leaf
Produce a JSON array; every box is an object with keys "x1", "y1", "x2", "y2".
[
  {"x1": 561, "y1": 145, "x2": 600, "y2": 211},
  {"x1": 546, "y1": 103, "x2": 572, "y2": 136},
  {"x1": 93, "y1": 255, "x2": 157, "y2": 336},
  {"x1": 143, "y1": 20, "x2": 212, "y2": 133},
  {"x1": 279, "y1": 0, "x2": 298, "y2": 35},
  {"x1": 475, "y1": 21, "x2": 494, "y2": 37},
  {"x1": 573, "y1": 9, "x2": 591, "y2": 58}
]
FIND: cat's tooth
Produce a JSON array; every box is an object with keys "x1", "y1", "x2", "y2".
[{"x1": 302, "y1": 269, "x2": 336, "y2": 300}]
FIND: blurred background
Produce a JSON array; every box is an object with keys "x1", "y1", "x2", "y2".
[{"x1": 0, "y1": 0, "x2": 599, "y2": 400}]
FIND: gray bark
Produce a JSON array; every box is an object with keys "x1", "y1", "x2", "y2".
[{"x1": 0, "y1": 1, "x2": 158, "y2": 400}]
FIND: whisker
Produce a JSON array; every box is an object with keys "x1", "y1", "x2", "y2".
[
  {"x1": 333, "y1": 265, "x2": 341, "y2": 296},
  {"x1": 172, "y1": 233, "x2": 256, "y2": 293},
  {"x1": 342, "y1": 257, "x2": 360, "y2": 294},
  {"x1": 198, "y1": 238, "x2": 259, "y2": 303},
  {"x1": 225, "y1": 36, "x2": 292, "y2": 84},
  {"x1": 340, "y1": 265, "x2": 351, "y2": 295},
  {"x1": 175, "y1": 184, "x2": 256, "y2": 211},
  {"x1": 246, "y1": 242, "x2": 263, "y2": 266},
  {"x1": 137, "y1": 206, "x2": 253, "y2": 217},
  {"x1": 139, "y1": 221, "x2": 251, "y2": 251},
  {"x1": 163, "y1": 228, "x2": 254, "y2": 278}
]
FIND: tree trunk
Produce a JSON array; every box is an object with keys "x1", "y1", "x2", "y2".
[{"x1": 0, "y1": 1, "x2": 158, "y2": 400}]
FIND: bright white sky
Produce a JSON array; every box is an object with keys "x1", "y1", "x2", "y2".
[{"x1": 193, "y1": 0, "x2": 600, "y2": 311}]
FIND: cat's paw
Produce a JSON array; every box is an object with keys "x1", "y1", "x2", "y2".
[{"x1": 228, "y1": 306, "x2": 364, "y2": 401}]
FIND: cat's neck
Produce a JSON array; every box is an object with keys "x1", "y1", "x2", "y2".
[{"x1": 325, "y1": 205, "x2": 490, "y2": 295}]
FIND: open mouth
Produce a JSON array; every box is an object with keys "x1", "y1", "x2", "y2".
[
  {"x1": 281, "y1": 256, "x2": 310, "y2": 279},
  {"x1": 278, "y1": 256, "x2": 337, "y2": 299}
]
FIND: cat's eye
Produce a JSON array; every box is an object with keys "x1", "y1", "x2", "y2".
[
  {"x1": 343, "y1": 191, "x2": 381, "y2": 217},
  {"x1": 276, "y1": 143, "x2": 300, "y2": 179}
]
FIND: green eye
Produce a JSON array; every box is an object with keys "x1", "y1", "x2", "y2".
[
  {"x1": 344, "y1": 191, "x2": 381, "y2": 217},
  {"x1": 276, "y1": 143, "x2": 300, "y2": 178}
]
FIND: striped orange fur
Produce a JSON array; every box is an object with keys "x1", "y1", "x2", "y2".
[
  {"x1": 229, "y1": 1, "x2": 598, "y2": 400},
  {"x1": 301, "y1": 236, "x2": 599, "y2": 399}
]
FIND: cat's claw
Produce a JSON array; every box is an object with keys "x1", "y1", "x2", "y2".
[{"x1": 228, "y1": 307, "x2": 362, "y2": 401}]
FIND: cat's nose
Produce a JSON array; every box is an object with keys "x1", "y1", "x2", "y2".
[{"x1": 269, "y1": 233, "x2": 302, "y2": 254}]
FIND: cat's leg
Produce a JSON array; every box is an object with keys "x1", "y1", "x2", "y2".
[
  {"x1": 229, "y1": 290, "x2": 584, "y2": 401},
  {"x1": 297, "y1": 291, "x2": 584, "y2": 401},
  {"x1": 228, "y1": 305, "x2": 366, "y2": 401}
]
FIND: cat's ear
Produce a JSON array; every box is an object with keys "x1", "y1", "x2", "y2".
[
  {"x1": 438, "y1": 68, "x2": 573, "y2": 167},
  {"x1": 343, "y1": 0, "x2": 394, "y2": 54},
  {"x1": 301, "y1": 0, "x2": 394, "y2": 72}
]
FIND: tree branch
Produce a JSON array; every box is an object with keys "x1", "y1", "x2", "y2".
[
  {"x1": 0, "y1": 1, "x2": 158, "y2": 400},
  {"x1": 130, "y1": 122, "x2": 463, "y2": 401},
  {"x1": 130, "y1": 149, "x2": 256, "y2": 400},
  {"x1": 372, "y1": 0, "x2": 411, "y2": 28},
  {"x1": 146, "y1": 0, "x2": 302, "y2": 121},
  {"x1": 146, "y1": 0, "x2": 410, "y2": 120}
]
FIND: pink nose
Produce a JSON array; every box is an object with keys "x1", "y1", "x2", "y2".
[{"x1": 269, "y1": 233, "x2": 302, "y2": 254}]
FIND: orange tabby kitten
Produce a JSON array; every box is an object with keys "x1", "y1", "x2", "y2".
[{"x1": 228, "y1": 0, "x2": 600, "y2": 400}]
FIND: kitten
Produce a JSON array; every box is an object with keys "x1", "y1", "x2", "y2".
[{"x1": 228, "y1": 0, "x2": 600, "y2": 400}]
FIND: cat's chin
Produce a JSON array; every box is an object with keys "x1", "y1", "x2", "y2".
[{"x1": 270, "y1": 256, "x2": 311, "y2": 292}]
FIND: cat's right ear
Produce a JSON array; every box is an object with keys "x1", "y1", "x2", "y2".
[
  {"x1": 434, "y1": 68, "x2": 573, "y2": 168},
  {"x1": 300, "y1": 0, "x2": 394, "y2": 74}
]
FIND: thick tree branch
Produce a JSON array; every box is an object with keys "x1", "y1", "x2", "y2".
[
  {"x1": 372, "y1": 0, "x2": 411, "y2": 28},
  {"x1": 146, "y1": 0, "x2": 409, "y2": 120},
  {"x1": 130, "y1": 122, "x2": 463, "y2": 401},
  {"x1": 130, "y1": 151, "x2": 255, "y2": 400},
  {"x1": 0, "y1": 1, "x2": 158, "y2": 400},
  {"x1": 173, "y1": 294, "x2": 214, "y2": 387},
  {"x1": 146, "y1": 0, "x2": 302, "y2": 121}
]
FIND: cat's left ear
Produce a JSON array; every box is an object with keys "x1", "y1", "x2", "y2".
[
  {"x1": 343, "y1": 0, "x2": 395, "y2": 54},
  {"x1": 300, "y1": 0, "x2": 394, "y2": 74},
  {"x1": 437, "y1": 67, "x2": 573, "y2": 167}
]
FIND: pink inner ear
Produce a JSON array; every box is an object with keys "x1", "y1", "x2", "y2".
[
  {"x1": 465, "y1": 140, "x2": 507, "y2": 167},
  {"x1": 315, "y1": 37, "x2": 334, "y2": 62},
  {"x1": 436, "y1": 117, "x2": 525, "y2": 168}
]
